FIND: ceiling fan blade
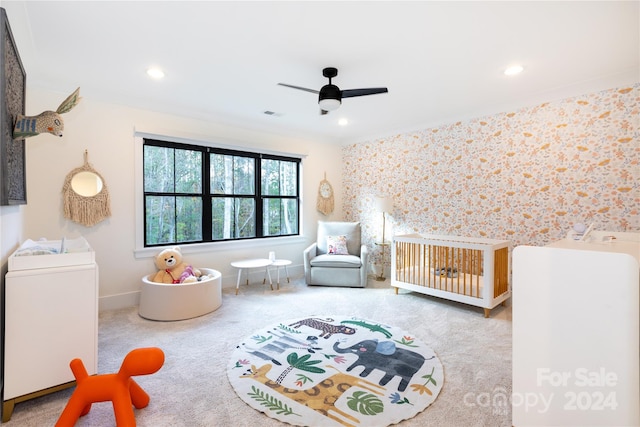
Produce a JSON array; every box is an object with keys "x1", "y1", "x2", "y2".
[
  {"x1": 341, "y1": 87, "x2": 388, "y2": 98},
  {"x1": 277, "y1": 83, "x2": 319, "y2": 94}
]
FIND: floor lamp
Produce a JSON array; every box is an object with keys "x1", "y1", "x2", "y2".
[{"x1": 375, "y1": 196, "x2": 394, "y2": 281}]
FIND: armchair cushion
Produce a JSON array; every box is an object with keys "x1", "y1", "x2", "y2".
[
  {"x1": 317, "y1": 221, "x2": 361, "y2": 256},
  {"x1": 326, "y1": 235, "x2": 349, "y2": 255},
  {"x1": 310, "y1": 254, "x2": 362, "y2": 268}
]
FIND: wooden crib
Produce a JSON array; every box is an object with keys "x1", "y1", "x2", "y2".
[{"x1": 391, "y1": 233, "x2": 510, "y2": 317}]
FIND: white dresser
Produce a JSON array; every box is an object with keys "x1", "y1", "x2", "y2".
[
  {"x1": 2, "y1": 238, "x2": 98, "y2": 422},
  {"x1": 513, "y1": 231, "x2": 640, "y2": 426}
]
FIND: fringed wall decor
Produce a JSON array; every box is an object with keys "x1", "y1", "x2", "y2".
[
  {"x1": 62, "y1": 150, "x2": 111, "y2": 227},
  {"x1": 316, "y1": 172, "x2": 334, "y2": 215}
]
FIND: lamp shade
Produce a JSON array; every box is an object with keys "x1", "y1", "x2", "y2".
[{"x1": 375, "y1": 196, "x2": 393, "y2": 213}]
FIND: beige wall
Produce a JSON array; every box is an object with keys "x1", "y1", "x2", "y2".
[
  {"x1": 344, "y1": 84, "x2": 639, "y2": 270},
  {"x1": 6, "y1": 88, "x2": 344, "y2": 309}
]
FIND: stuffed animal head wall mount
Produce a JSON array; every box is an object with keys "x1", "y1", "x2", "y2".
[{"x1": 13, "y1": 87, "x2": 81, "y2": 139}]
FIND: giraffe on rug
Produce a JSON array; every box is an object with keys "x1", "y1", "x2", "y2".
[{"x1": 241, "y1": 363, "x2": 386, "y2": 427}]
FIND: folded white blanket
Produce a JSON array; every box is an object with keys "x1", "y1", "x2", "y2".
[{"x1": 14, "y1": 246, "x2": 59, "y2": 256}]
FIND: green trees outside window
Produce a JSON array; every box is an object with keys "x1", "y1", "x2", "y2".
[{"x1": 143, "y1": 139, "x2": 300, "y2": 247}]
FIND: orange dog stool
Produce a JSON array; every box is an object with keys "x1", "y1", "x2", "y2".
[{"x1": 56, "y1": 347, "x2": 165, "y2": 427}]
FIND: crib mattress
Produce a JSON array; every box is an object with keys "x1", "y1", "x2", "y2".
[{"x1": 395, "y1": 267, "x2": 486, "y2": 298}]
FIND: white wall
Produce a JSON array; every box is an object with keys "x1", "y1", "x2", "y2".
[
  {"x1": 0, "y1": 208, "x2": 23, "y2": 267},
  {"x1": 20, "y1": 88, "x2": 344, "y2": 310},
  {"x1": 0, "y1": 206, "x2": 24, "y2": 347}
]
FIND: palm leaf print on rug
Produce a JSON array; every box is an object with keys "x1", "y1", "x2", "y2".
[{"x1": 227, "y1": 315, "x2": 444, "y2": 427}]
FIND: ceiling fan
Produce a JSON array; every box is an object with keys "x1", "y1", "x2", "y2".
[{"x1": 278, "y1": 67, "x2": 388, "y2": 115}]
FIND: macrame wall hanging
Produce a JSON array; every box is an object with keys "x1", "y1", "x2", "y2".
[
  {"x1": 62, "y1": 150, "x2": 111, "y2": 227},
  {"x1": 316, "y1": 172, "x2": 334, "y2": 215}
]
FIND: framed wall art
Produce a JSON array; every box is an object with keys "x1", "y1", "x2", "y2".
[{"x1": 0, "y1": 7, "x2": 27, "y2": 205}]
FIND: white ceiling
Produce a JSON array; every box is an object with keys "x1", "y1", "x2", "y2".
[{"x1": 3, "y1": 1, "x2": 639, "y2": 144}]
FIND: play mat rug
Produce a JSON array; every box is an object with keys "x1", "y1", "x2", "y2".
[{"x1": 227, "y1": 315, "x2": 444, "y2": 427}]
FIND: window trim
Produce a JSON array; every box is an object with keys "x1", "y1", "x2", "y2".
[{"x1": 133, "y1": 130, "x2": 307, "y2": 259}]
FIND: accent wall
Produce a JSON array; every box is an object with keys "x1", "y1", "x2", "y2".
[{"x1": 343, "y1": 84, "x2": 639, "y2": 269}]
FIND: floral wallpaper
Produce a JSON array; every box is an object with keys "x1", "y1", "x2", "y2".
[{"x1": 342, "y1": 84, "x2": 639, "y2": 270}]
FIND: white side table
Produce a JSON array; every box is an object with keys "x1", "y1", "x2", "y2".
[
  {"x1": 268, "y1": 259, "x2": 291, "y2": 290},
  {"x1": 230, "y1": 258, "x2": 273, "y2": 295}
]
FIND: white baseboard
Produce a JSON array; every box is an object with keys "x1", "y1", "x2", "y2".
[
  {"x1": 99, "y1": 291, "x2": 140, "y2": 312},
  {"x1": 99, "y1": 264, "x2": 304, "y2": 312}
]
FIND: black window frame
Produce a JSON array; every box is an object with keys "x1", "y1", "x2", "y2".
[{"x1": 143, "y1": 138, "x2": 301, "y2": 247}]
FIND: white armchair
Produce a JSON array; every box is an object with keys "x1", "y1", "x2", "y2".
[{"x1": 303, "y1": 221, "x2": 369, "y2": 287}]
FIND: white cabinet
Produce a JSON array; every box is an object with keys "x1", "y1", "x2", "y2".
[
  {"x1": 512, "y1": 231, "x2": 639, "y2": 426},
  {"x1": 2, "y1": 240, "x2": 98, "y2": 422}
]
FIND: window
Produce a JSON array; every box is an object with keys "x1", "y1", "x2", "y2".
[{"x1": 143, "y1": 138, "x2": 300, "y2": 247}]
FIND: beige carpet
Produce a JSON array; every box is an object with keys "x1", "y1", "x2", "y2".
[{"x1": 3, "y1": 275, "x2": 512, "y2": 426}]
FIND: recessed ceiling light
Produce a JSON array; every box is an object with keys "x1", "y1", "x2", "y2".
[
  {"x1": 147, "y1": 67, "x2": 165, "y2": 79},
  {"x1": 504, "y1": 65, "x2": 524, "y2": 76},
  {"x1": 338, "y1": 118, "x2": 348, "y2": 126}
]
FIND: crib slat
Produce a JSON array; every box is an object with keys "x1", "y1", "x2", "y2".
[{"x1": 474, "y1": 249, "x2": 482, "y2": 298}]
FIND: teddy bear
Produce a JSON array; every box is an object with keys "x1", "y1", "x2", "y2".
[{"x1": 151, "y1": 246, "x2": 201, "y2": 284}]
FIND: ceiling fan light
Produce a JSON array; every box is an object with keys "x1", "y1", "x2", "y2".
[
  {"x1": 146, "y1": 67, "x2": 165, "y2": 79},
  {"x1": 319, "y1": 98, "x2": 341, "y2": 111},
  {"x1": 504, "y1": 65, "x2": 524, "y2": 76}
]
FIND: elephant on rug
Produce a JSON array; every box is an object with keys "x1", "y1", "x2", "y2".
[{"x1": 333, "y1": 339, "x2": 427, "y2": 391}]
